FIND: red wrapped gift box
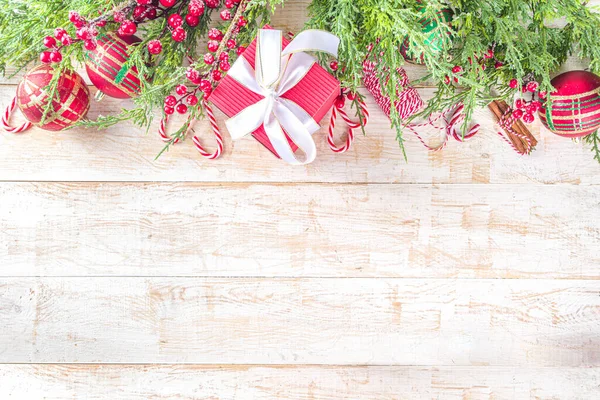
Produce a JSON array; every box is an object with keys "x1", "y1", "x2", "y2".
[{"x1": 208, "y1": 27, "x2": 341, "y2": 158}]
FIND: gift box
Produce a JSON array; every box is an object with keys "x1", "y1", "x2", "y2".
[{"x1": 208, "y1": 26, "x2": 341, "y2": 159}]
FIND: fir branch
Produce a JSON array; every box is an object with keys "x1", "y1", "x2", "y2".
[{"x1": 583, "y1": 130, "x2": 600, "y2": 164}]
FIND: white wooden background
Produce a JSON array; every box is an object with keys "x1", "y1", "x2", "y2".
[{"x1": 1, "y1": 2, "x2": 600, "y2": 399}]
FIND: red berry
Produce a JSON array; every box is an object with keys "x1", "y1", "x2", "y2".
[
  {"x1": 186, "y1": 94, "x2": 199, "y2": 106},
  {"x1": 69, "y1": 11, "x2": 84, "y2": 28},
  {"x1": 509, "y1": 79, "x2": 519, "y2": 89},
  {"x1": 147, "y1": 39, "x2": 163, "y2": 55},
  {"x1": 530, "y1": 101, "x2": 542, "y2": 112},
  {"x1": 76, "y1": 27, "x2": 92, "y2": 41},
  {"x1": 515, "y1": 99, "x2": 525, "y2": 109},
  {"x1": 204, "y1": 53, "x2": 215, "y2": 65},
  {"x1": 160, "y1": 0, "x2": 177, "y2": 7},
  {"x1": 84, "y1": 40, "x2": 97, "y2": 51},
  {"x1": 186, "y1": 68, "x2": 201, "y2": 83},
  {"x1": 96, "y1": 20, "x2": 107, "y2": 27},
  {"x1": 188, "y1": 0, "x2": 205, "y2": 16},
  {"x1": 60, "y1": 35, "x2": 73, "y2": 46},
  {"x1": 176, "y1": 104, "x2": 188, "y2": 114},
  {"x1": 40, "y1": 52, "x2": 52, "y2": 63},
  {"x1": 208, "y1": 28, "x2": 223, "y2": 40},
  {"x1": 43, "y1": 36, "x2": 56, "y2": 48},
  {"x1": 453, "y1": 77, "x2": 459, "y2": 83},
  {"x1": 538, "y1": 91, "x2": 547, "y2": 100},
  {"x1": 237, "y1": 17, "x2": 247, "y2": 27},
  {"x1": 481, "y1": 64, "x2": 486, "y2": 71},
  {"x1": 226, "y1": 39, "x2": 236, "y2": 49},
  {"x1": 137, "y1": 0, "x2": 151, "y2": 4},
  {"x1": 211, "y1": 70, "x2": 222, "y2": 81},
  {"x1": 176, "y1": 84, "x2": 188, "y2": 95},
  {"x1": 199, "y1": 79, "x2": 211, "y2": 91},
  {"x1": 225, "y1": 0, "x2": 235, "y2": 8},
  {"x1": 49, "y1": 51, "x2": 62, "y2": 63},
  {"x1": 523, "y1": 113, "x2": 535, "y2": 124},
  {"x1": 133, "y1": 5, "x2": 147, "y2": 20},
  {"x1": 452, "y1": 65, "x2": 463, "y2": 74},
  {"x1": 186, "y1": 14, "x2": 199, "y2": 27},
  {"x1": 444, "y1": 75, "x2": 451, "y2": 84},
  {"x1": 164, "y1": 106, "x2": 175, "y2": 115},
  {"x1": 218, "y1": 52, "x2": 229, "y2": 61},
  {"x1": 219, "y1": 60, "x2": 230, "y2": 71},
  {"x1": 512, "y1": 109, "x2": 524, "y2": 119},
  {"x1": 207, "y1": 40, "x2": 219, "y2": 52},
  {"x1": 494, "y1": 61, "x2": 504, "y2": 69},
  {"x1": 118, "y1": 20, "x2": 137, "y2": 36},
  {"x1": 484, "y1": 49, "x2": 494, "y2": 59},
  {"x1": 334, "y1": 96, "x2": 345, "y2": 109},
  {"x1": 205, "y1": 0, "x2": 220, "y2": 8},
  {"x1": 526, "y1": 81, "x2": 539, "y2": 93},
  {"x1": 346, "y1": 91, "x2": 357, "y2": 101},
  {"x1": 146, "y1": 8, "x2": 158, "y2": 19},
  {"x1": 168, "y1": 14, "x2": 183, "y2": 28},
  {"x1": 220, "y1": 10, "x2": 231, "y2": 20},
  {"x1": 172, "y1": 27, "x2": 187, "y2": 42},
  {"x1": 164, "y1": 95, "x2": 177, "y2": 107},
  {"x1": 330, "y1": 61, "x2": 339, "y2": 71},
  {"x1": 54, "y1": 28, "x2": 67, "y2": 39},
  {"x1": 236, "y1": 46, "x2": 246, "y2": 55}
]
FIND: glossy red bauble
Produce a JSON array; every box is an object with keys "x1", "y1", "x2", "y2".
[
  {"x1": 539, "y1": 70, "x2": 600, "y2": 138},
  {"x1": 16, "y1": 65, "x2": 90, "y2": 131},
  {"x1": 85, "y1": 32, "x2": 142, "y2": 99}
]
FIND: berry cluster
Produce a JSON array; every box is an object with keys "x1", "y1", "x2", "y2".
[
  {"x1": 40, "y1": 1, "x2": 162, "y2": 63},
  {"x1": 507, "y1": 78, "x2": 545, "y2": 124},
  {"x1": 163, "y1": 0, "x2": 248, "y2": 116}
]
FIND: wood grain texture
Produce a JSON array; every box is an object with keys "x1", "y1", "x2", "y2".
[
  {"x1": 2, "y1": 277, "x2": 600, "y2": 365},
  {"x1": 1, "y1": 87, "x2": 599, "y2": 184},
  {"x1": 1, "y1": 365, "x2": 599, "y2": 399},
  {"x1": 1, "y1": 182, "x2": 599, "y2": 278}
]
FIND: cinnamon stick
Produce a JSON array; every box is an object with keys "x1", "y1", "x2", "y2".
[{"x1": 488, "y1": 100, "x2": 538, "y2": 154}]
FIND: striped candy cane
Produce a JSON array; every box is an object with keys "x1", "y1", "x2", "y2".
[
  {"x1": 495, "y1": 108, "x2": 533, "y2": 155},
  {"x1": 192, "y1": 101, "x2": 223, "y2": 160},
  {"x1": 327, "y1": 94, "x2": 369, "y2": 153},
  {"x1": 2, "y1": 97, "x2": 32, "y2": 133},
  {"x1": 157, "y1": 101, "x2": 223, "y2": 160}
]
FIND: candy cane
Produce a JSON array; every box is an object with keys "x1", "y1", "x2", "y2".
[
  {"x1": 327, "y1": 95, "x2": 369, "y2": 153},
  {"x1": 157, "y1": 114, "x2": 181, "y2": 144},
  {"x1": 192, "y1": 100, "x2": 223, "y2": 160},
  {"x1": 2, "y1": 97, "x2": 32, "y2": 133}
]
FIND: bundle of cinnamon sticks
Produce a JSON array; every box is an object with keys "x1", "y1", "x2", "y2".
[{"x1": 488, "y1": 100, "x2": 538, "y2": 155}]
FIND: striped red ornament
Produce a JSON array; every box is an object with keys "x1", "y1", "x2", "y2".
[
  {"x1": 85, "y1": 32, "x2": 142, "y2": 99},
  {"x1": 15, "y1": 64, "x2": 90, "y2": 131},
  {"x1": 539, "y1": 70, "x2": 600, "y2": 138}
]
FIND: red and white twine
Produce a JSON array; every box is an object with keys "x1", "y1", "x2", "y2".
[
  {"x1": 405, "y1": 103, "x2": 480, "y2": 151},
  {"x1": 327, "y1": 95, "x2": 369, "y2": 153},
  {"x1": 2, "y1": 97, "x2": 32, "y2": 134},
  {"x1": 157, "y1": 100, "x2": 223, "y2": 160}
]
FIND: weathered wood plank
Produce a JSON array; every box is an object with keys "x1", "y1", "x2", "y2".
[
  {"x1": 1, "y1": 86, "x2": 598, "y2": 184},
  {"x1": 1, "y1": 183, "x2": 598, "y2": 278},
  {"x1": 1, "y1": 277, "x2": 599, "y2": 365},
  {"x1": 0, "y1": 365, "x2": 598, "y2": 399}
]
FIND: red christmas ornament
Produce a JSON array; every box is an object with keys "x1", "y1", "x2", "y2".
[
  {"x1": 16, "y1": 64, "x2": 90, "y2": 131},
  {"x1": 539, "y1": 70, "x2": 600, "y2": 138},
  {"x1": 85, "y1": 32, "x2": 142, "y2": 99}
]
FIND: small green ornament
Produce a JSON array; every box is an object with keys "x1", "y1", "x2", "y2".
[{"x1": 400, "y1": 7, "x2": 453, "y2": 64}]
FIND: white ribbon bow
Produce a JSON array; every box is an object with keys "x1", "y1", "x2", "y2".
[{"x1": 225, "y1": 29, "x2": 340, "y2": 165}]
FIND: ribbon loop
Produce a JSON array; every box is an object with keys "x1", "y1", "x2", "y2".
[{"x1": 225, "y1": 29, "x2": 340, "y2": 165}]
